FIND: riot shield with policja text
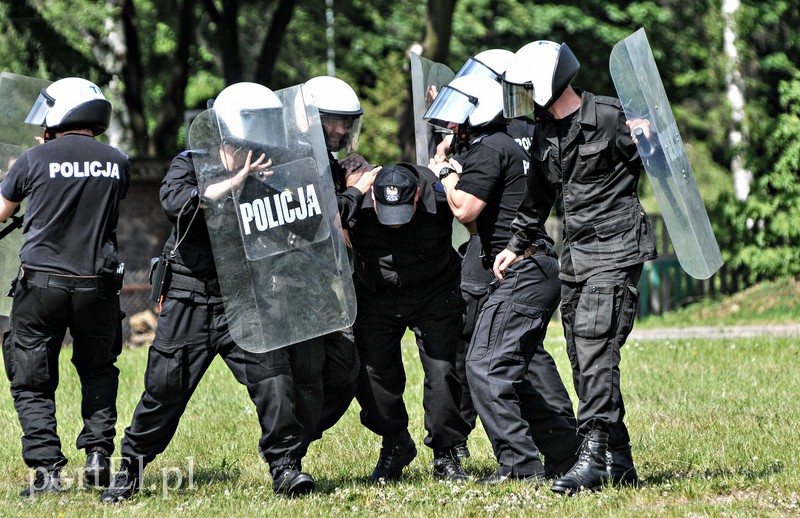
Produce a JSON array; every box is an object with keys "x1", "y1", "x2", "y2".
[
  {"x1": 610, "y1": 28, "x2": 723, "y2": 280},
  {"x1": 189, "y1": 85, "x2": 356, "y2": 352},
  {"x1": 0, "y1": 73, "x2": 52, "y2": 316}
]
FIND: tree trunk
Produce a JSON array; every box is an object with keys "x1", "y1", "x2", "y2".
[
  {"x1": 723, "y1": 0, "x2": 750, "y2": 201},
  {"x1": 254, "y1": 0, "x2": 297, "y2": 86},
  {"x1": 119, "y1": 0, "x2": 149, "y2": 156},
  {"x1": 421, "y1": 0, "x2": 456, "y2": 63},
  {"x1": 202, "y1": 0, "x2": 243, "y2": 85},
  {"x1": 151, "y1": 0, "x2": 194, "y2": 157},
  {"x1": 398, "y1": 0, "x2": 457, "y2": 163}
]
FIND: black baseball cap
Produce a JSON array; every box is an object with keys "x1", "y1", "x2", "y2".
[{"x1": 373, "y1": 164, "x2": 419, "y2": 225}]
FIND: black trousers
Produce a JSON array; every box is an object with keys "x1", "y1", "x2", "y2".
[
  {"x1": 119, "y1": 296, "x2": 307, "y2": 473},
  {"x1": 455, "y1": 235, "x2": 493, "y2": 430},
  {"x1": 354, "y1": 281, "x2": 470, "y2": 451},
  {"x1": 2, "y1": 277, "x2": 121, "y2": 470},
  {"x1": 560, "y1": 264, "x2": 642, "y2": 447},
  {"x1": 290, "y1": 327, "x2": 360, "y2": 445},
  {"x1": 467, "y1": 256, "x2": 580, "y2": 476}
]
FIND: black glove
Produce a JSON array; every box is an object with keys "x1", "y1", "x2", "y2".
[{"x1": 339, "y1": 153, "x2": 375, "y2": 175}]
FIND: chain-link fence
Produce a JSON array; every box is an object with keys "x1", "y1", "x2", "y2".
[{"x1": 120, "y1": 267, "x2": 159, "y2": 347}]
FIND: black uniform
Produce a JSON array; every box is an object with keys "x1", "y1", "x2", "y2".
[
  {"x1": 453, "y1": 117, "x2": 575, "y2": 447},
  {"x1": 348, "y1": 166, "x2": 469, "y2": 452},
  {"x1": 117, "y1": 153, "x2": 309, "y2": 474},
  {"x1": 1, "y1": 134, "x2": 129, "y2": 470},
  {"x1": 289, "y1": 154, "x2": 362, "y2": 442},
  {"x1": 454, "y1": 126, "x2": 579, "y2": 478},
  {"x1": 507, "y1": 90, "x2": 657, "y2": 447}
]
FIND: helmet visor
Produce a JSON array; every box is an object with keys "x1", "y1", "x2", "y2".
[
  {"x1": 319, "y1": 113, "x2": 362, "y2": 153},
  {"x1": 502, "y1": 80, "x2": 535, "y2": 118},
  {"x1": 218, "y1": 106, "x2": 287, "y2": 150},
  {"x1": 454, "y1": 57, "x2": 500, "y2": 81},
  {"x1": 24, "y1": 88, "x2": 54, "y2": 126},
  {"x1": 423, "y1": 85, "x2": 477, "y2": 129}
]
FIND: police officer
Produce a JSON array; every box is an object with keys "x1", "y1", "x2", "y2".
[
  {"x1": 290, "y1": 76, "x2": 375, "y2": 440},
  {"x1": 497, "y1": 41, "x2": 658, "y2": 493},
  {"x1": 100, "y1": 83, "x2": 316, "y2": 502},
  {"x1": 425, "y1": 74, "x2": 581, "y2": 483},
  {"x1": 0, "y1": 77, "x2": 130, "y2": 497},
  {"x1": 302, "y1": 75, "x2": 376, "y2": 221},
  {"x1": 432, "y1": 48, "x2": 556, "y2": 461},
  {"x1": 348, "y1": 163, "x2": 470, "y2": 482}
]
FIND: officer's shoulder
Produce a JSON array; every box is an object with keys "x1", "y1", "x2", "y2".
[
  {"x1": 177, "y1": 149, "x2": 207, "y2": 159},
  {"x1": 472, "y1": 132, "x2": 512, "y2": 154},
  {"x1": 173, "y1": 149, "x2": 209, "y2": 165},
  {"x1": 105, "y1": 143, "x2": 130, "y2": 162},
  {"x1": 593, "y1": 95, "x2": 623, "y2": 109},
  {"x1": 168, "y1": 151, "x2": 203, "y2": 173}
]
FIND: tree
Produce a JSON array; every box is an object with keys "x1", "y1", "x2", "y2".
[
  {"x1": 396, "y1": 0, "x2": 457, "y2": 162},
  {"x1": 719, "y1": 0, "x2": 800, "y2": 282},
  {"x1": 723, "y1": 0, "x2": 751, "y2": 201},
  {"x1": 719, "y1": 75, "x2": 800, "y2": 281}
]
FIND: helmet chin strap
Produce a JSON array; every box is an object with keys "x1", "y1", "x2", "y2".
[{"x1": 453, "y1": 125, "x2": 471, "y2": 154}]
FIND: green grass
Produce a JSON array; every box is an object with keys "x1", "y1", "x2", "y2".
[
  {"x1": 638, "y1": 276, "x2": 800, "y2": 328},
  {"x1": 2, "y1": 281, "x2": 800, "y2": 516}
]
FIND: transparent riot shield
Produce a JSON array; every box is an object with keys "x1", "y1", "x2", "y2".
[
  {"x1": 410, "y1": 52, "x2": 455, "y2": 165},
  {"x1": 610, "y1": 28, "x2": 723, "y2": 280},
  {"x1": 188, "y1": 85, "x2": 356, "y2": 352},
  {"x1": 0, "y1": 73, "x2": 51, "y2": 315}
]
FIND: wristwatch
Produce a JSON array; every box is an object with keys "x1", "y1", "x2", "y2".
[{"x1": 438, "y1": 166, "x2": 456, "y2": 180}]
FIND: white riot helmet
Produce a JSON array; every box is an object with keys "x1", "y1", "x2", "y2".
[
  {"x1": 25, "y1": 77, "x2": 111, "y2": 139},
  {"x1": 502, "y1": 41, "x2": 580, "y2": 117},
  {"x1": 211, "y1": 82, "x2": 285, "y2": 149},
  {"x1": 424, "y1": 75, "x2": 505, "y2": 129},
  {"x1": 454, "y1": 48, "x2": 514, "y2": 81},
  {"x1": 302, "y1": 75, "x2": 363, "y2": 153}
]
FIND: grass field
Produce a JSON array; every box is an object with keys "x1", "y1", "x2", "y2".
[{"x1": 1, "y1": 279, "x2": 799, "y2": 516}]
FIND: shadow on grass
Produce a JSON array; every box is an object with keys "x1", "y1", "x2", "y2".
[
  {"x1": 182, "y1": 458, "x2": 243, "y2": 486},
  {"x1": 643, "y1": 460, "x2": 785, "y2": 485},
  {"x1": 309, "y1": 463, "x2": 525, "y2": 495}
]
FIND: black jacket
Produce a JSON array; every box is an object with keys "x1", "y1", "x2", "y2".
[
  {"x1": 349, "y1": 165, "x2": 460, "y2": 293},
  {"x1": 329, "y1": 153, "x2": 366, "y2": 229},
  {"x1": 160, "y1": 153, "x2": 217, "y2": 279},
  {"x1": 507, "y1": 90, "x2": 657, "y2": 282}
]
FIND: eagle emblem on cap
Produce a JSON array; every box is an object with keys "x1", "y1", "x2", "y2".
[{"x1": 384, "y1": 185, "x2": 400, "y2": 204}]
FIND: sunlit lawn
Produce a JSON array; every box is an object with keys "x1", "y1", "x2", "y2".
[{"x1": 1, "y1": 329, "x2": 799, "y2": 516}]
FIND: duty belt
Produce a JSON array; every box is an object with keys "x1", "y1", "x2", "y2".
[
  {"x1": 168, "y1": 272, "x2": 221, "y2": 296},
  {"x1": 23, "y1": 269, "x2": 105, "y2": 289},
  {"x1": 523, "y1": 245, "x2": 542, "y2": 258},
  {"x1": 523, "y1": 243, "x2": 553, "y2": 258}
]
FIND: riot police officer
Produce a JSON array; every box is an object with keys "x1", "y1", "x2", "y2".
[
  {"x1": 348, "y1": 163, "x2": 471, "y2": 482},
  {"x1": 291, "y1": 76, "x2": 375, "y2": 440},
  {"x1": 0, "y1": 77, "x2": 130, "y2": 497},
  {"x1": 433, "y1": 48, "x2": 558, "y2": 461},
  {"x1": 497, "y1": 41, "x2": 658, "y2": 493},
  {"x1": 425, "y1": 74, "x2": 581, "y2": 483},
  {"x1": 100, "y1": 83, "x2": 317, "y2": 502}
]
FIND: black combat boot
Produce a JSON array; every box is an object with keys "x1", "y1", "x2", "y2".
[
  {"x1": 272, "y1": 464, "x2": 316, "y2": 497},
  {"x1": 85, "y1": 450, "x2": 112, "y2": 488},
  {"x1": 551, "y1": 427, "x2": 609, "y2": 494},
  {"x1": 433, "y1": 448, "x2": 469, "y2": 482},
  {"x1": 20, "y1": 467, "x2": 62, "y2": 498},
  {"x1": 477, "y1": 467, "x2": 545, "y2": 485},
  {"x1": 607, "y1": 443, "x2": 639, "y2": 487},
  {"x1": 99, "y1": 460, "x2": 142, "y2": 503},
  {"x1": 544, "y1": 451, "x2": 580, "y2": 480},
  {"x1": 370, "y1": 430, "x2": 417, "y2": 482},
  {"x1": 453, "y1": 439, "x2": 470, "y2": 462}
]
